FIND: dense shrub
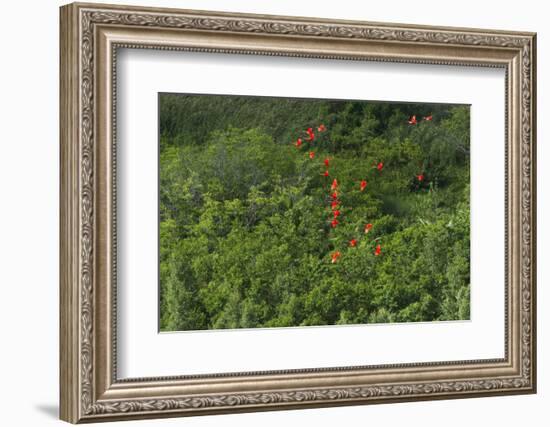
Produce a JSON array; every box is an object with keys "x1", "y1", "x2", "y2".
[{"x1": 159, "y1": 94, "x2": 470, "y2": 331}]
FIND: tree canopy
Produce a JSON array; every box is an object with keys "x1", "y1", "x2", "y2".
[{"x1": 159, "y1": 94, "x2": 470, "y2": 331}]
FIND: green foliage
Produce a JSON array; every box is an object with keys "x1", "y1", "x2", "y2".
[{"x1": 159, "y1": 94, "x2": 470, "y2": 331}]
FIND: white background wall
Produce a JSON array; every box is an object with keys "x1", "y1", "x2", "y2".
[{"x1": 0, "y1": 0, "x2": 546, "y2": 425}]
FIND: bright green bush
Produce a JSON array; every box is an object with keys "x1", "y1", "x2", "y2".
[{"x1": 159, "y1": 95, "x2": 470, "y2": 331}]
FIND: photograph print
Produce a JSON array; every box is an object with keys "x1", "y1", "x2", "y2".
[{"x1": 158, "y1": 93, "x2": 471, "y2": 332}]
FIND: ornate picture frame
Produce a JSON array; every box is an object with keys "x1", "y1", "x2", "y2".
[{"x1": 60, "y1": 2, "x2": 536, "y2": 423}]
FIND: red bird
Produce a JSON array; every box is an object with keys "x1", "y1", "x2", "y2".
[
  {"x1": 408, "y1": 115, "x2": 417, "y2": 125},
  {"x1": 331, "y1": 191, "x2": 338, "y2": 200},
  {"x1": 331, "y1": 200, "x2": 339, "y2": 210},
  {"x1": 333, "y1": 210, "x2": 341, "y2": 218},
  {"x1": 364, "y1": 223, "x2": 373, "y2": 233},
  {"x1": 331, "y1": 219, "x2": 339, "y2": 228},
  {"x1": 331, "y1": 251, "x2": 341, "y2": 264},
  {"x1": 374, "y1": 244, "x2": 382, "y2": 256},
  {"x1": 349, "y1": 239, "x2": 357, "y2": 247},
  {"x1": 377, "y1": 162, "x2": 384, "y2": 171},
  {"x1": 331, "y1": 179, "x2": 338, "y2": 191},
  {"x1": 417, "y1": 173, "x2": 425, "y2": 182},
  {"x1": 323, "y1": 170, "x2": 329, "y2": 177},
  {"x1": 360, "y1": 179, "x2": 367, "y2": 191},
  {"x1": 424, "y1": 115, "x2": 433, "y2": 121},
  {"x1": 324, "y1": 158, "x2": 330, "y2": 167},
  {"x1": 318, "y1": 124, "x2": 327, "y2": 132},
  {"x1": 306, "y1": 127, "x2": 315, "y2": 141},
  {"x1": 295, "y1": 138, "x2": 302, "y2": 148},
  {"x1": 309, "y1": 151, "x2": 315, "y2": 159}
]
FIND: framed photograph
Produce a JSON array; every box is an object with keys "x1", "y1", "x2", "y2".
[{"x1": 60, "y1": 2, "x2": 537, "y2": 423}]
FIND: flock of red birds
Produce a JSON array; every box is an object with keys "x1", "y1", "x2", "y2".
[{"x1": 291, "y1": 115, "x2": 432, "y2": 264}]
